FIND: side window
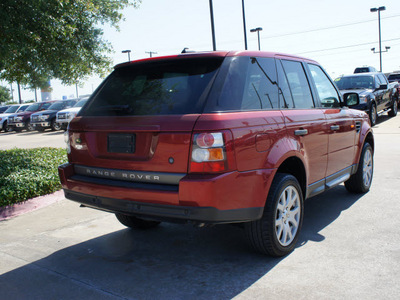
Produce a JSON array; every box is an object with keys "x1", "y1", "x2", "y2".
[
  {"x1": 277, "y1": 60, "x2": 294, "y2": 108},
  {"x1": 377, "y1": 74, "x2": 387, "y2": 86},
  {"x1": 241, "y1": 57, "x2": 279, "y2": 110},
  {"x1": 374, "y1": 75, "x2": 381, "y2": 89},
  {"x1": 281, "y1": 60, "x2": 314, "y2": 109},
  {"x1": 308, "y1": 64, "x2": 340, "y2": 108}
]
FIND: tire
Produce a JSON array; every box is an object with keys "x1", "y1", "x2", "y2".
[
  {"x1": 388, "y1": 99, "x2": 398, "y2": 117},
  {"x1": 345, "y1": 142, "x2": 373, "y2": 193},
  {"x1": 51, "y1": 119, "x2": 61, "y2": 131},
  {"x1": 26, "y1": 121, "x2": 34, "y2": 132},
  {"x1": 115, "y1": 213, "x2": 161, "y2": 229},
  {"x1": 245, "y1": 174, "x2": 304, "y2": 257},
  {"x1": 369, "y1": 103, "x2": 377, "y2": 126}
]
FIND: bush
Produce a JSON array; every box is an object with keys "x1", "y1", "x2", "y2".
[{"x1": 0, "y1": 148, "x2": 67, "y2": 207}]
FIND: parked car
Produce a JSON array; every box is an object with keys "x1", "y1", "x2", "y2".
[
  {"x1": 0, "y1": 103, "x2": 30, "y2": 132},
  {"x1": 7, "y1": 100, "x2": 57, "y2": 132},
  {"x1": 335, "y1": 72, "x2": 397, "y2": 125},
  {"x1": 56, "y1": 97, "x2": 89, "y2": 130},
  {"x1": 30, "y1": 99, "x2": 78, "y2": 131},
  {"x1": 354, "y1": 66, "x2": 377, "y2": 73},
  {"x1": 59, "y1": 51, "x2": 374, "y2": 256}
]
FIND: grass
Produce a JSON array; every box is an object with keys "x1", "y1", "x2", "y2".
[{"x1": 0, "y1": 148, "x2": 67, "y2": 207}]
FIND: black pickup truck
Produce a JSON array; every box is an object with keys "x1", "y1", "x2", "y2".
[{"x1": 335, "y1": 72, "x2": 397, "y2": 126}]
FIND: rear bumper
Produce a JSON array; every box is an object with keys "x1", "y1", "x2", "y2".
[
  {"x1": 63, "y1": 189, "x2": 263, "y2": 224},
  {"x1": 59, "y1": 163, "x2": 275, "y2": 224}
]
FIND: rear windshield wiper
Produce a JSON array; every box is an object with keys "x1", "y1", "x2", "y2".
[{"x1": 93, "y1": 104, "x2": 135, "y2": 113}]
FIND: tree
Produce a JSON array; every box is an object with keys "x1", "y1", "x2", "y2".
[
  {"x1": 0, "y1": 0, "x2": 140, "y2": 88},
  {"x1": 0, "y1": 86, "x2": 12, "y2": 104}
]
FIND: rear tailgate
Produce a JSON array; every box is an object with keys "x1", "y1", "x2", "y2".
[{"x1": 68, "y1": 114, "x2": 200, "y2": 173}]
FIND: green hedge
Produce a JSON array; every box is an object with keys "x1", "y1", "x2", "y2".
[{"x1": 0, "y1": 148, "x2": 67, "y2": 207}]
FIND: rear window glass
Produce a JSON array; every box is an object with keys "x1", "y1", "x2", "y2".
[
  {"x1": 81, "y1": 57, "x2": 223, "y2": 116},
  {"x1": 388, "y1": 74, "x2": 400, "y2": 81},
  {"x1": 335, "y1": 75, "x2": 374, "y2": 90}
]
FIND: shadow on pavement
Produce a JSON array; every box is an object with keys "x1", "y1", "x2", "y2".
[{"x1": 0, "y1": 185, "x2": 364, "y2": 299}]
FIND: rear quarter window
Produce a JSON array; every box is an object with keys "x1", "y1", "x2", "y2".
[{"x1": 205, "y1": 56, "x2": 279, "y2": 112}]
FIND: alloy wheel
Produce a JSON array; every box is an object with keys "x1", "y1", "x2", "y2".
[
  {"x1": 275, "y1": 185, "x2": 301, "y2": 247},
  {"x1": 362, "y1": 148, "x2": 373, "y2": 188}
]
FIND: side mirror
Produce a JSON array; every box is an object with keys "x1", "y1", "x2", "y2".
[
  {"x1": 378, "y1": 84, "x2": 387, "y2": 90},
  {"x1": 343, "y1": 93, "x2": 359, "y2": 107}
]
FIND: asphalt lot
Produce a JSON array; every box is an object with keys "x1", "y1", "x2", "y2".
[
  {"x1": 1, "y1": 114, "x2": 400, "y2": 299},
  {"x1": 0, "y1": 129, "x2": 65, "y2": 150}
]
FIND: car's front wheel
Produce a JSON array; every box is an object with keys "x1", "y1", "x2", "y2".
[
  {"x1": 51, "y1": 119, "x2": 61, "y2": 131},
  {"x1": 388, "y1": 99, "x2": 398, "y2": 117},
  {"x1": 245, "y1": 173, "x2": 304, "y2": 257},
  {"x1": 345, "y1": 142, "x2": 373, "y2": 193},
  {"x1": 26, "y1": 121, "x2": 34, "y2": 132},
  {"x1": 115, "y1": 213, "x2": 161, "y2": 229},
  {"x1": 369, "y1": 103, "x2": 377, "y2": 126}
]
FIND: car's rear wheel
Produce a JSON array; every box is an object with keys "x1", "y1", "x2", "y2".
[
  {"x1": 245, "y1": 173, "x2": 303, "y2": 257},
  {"x1": 369, "y1": 103, "x2": 377, "y2": 126},
  {"x1": 388, "y1": 99, "x2": 398, "y2": 117},
  {"x1": 345, "y1": 142, "x2": 373, "y2": 193},
  {"x1": 115, "y1": 213, "x2": 161, "y2": 229}
]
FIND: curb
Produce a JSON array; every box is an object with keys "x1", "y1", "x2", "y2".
[{"x1": 0, "y1": 190, "x2": 65, "y2": 221}]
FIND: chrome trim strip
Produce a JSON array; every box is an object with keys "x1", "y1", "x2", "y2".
[{"x1": 74, "y1": 165, "x2": 185, "y2": 185}]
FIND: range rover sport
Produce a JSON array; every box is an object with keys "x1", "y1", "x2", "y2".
[{"x1": 59, "y1": 51, "x2": 374, "y2": 256}]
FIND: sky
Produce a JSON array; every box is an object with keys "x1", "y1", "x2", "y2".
[{"x1": 4, "y1": 0, "x2": 400, "y2": 102}]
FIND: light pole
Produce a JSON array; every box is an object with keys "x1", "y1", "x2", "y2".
[
  {"x1": 242, "y1": 0, "x2": 248, "y2": 50},
  {"x1": 145, "y1": 51, "x2": 157, "y2": 57},
  {"x1": 209, "y1": 0, "x2": 216, "y2": 51},
  {"x1": 250, "y1": 27, "x2": 263, "y2": 50},
  {"x1": 122, "y1": 50, "x2": 131, "y2": 62},
  {"x1": 370, "y1": 6, "x2": 386, "y2": 72}
]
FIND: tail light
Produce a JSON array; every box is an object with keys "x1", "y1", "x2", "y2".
[{"x1": 189, "y1": 130, "x2": 236, "y2": 173}]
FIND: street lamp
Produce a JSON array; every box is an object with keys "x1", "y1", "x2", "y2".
[
  {"x1": 250, "y1": 27, "x2": 263, "y2": 50},
  {"x1": 121, "y1": 50, "x2": 131, "y2": 62},
  {"x1": 145, "y1": 51, "x2": 157, "y2": 57},
  {"x1": 209, "y1": 0, "x2": 217, "y2": 51},
  {"x1": 242, "y1": 0, "x2": 248, "y2": 50},
  {"x1": 370, "y1": 6, "x2": 386, "y2": 72}
]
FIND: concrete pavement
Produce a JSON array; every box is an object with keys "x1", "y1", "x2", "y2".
[{"x1": 1, "y1": 113, "x2": 400, "y2": 299}]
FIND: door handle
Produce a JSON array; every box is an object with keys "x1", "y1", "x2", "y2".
[
  {"x1": 330, "y1": 125, "x2": 340, "y2": 131},
  {"x1": 295, "y1": 129, "x2": 308, "y2": 136}
]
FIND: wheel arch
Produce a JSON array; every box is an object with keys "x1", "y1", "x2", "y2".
[{"x1": 275, "y1": 156, "x2": 307, "y2": 199}]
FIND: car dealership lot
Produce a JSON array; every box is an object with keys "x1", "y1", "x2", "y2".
[{"x1": 1, "y1": 114, "x2": 400, "y2": 299}]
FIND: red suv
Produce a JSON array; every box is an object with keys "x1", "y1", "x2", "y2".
[{"x1": 59, "y1": 51, "x2": 374, "y2": 256}]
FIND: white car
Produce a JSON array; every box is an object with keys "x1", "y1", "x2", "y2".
[
  {"x1": 56, "y1": 97, "x2": 89, "y2": 130},
  {"x1": 0, "y1": 104, "x2": 30, "y2": 132}
]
